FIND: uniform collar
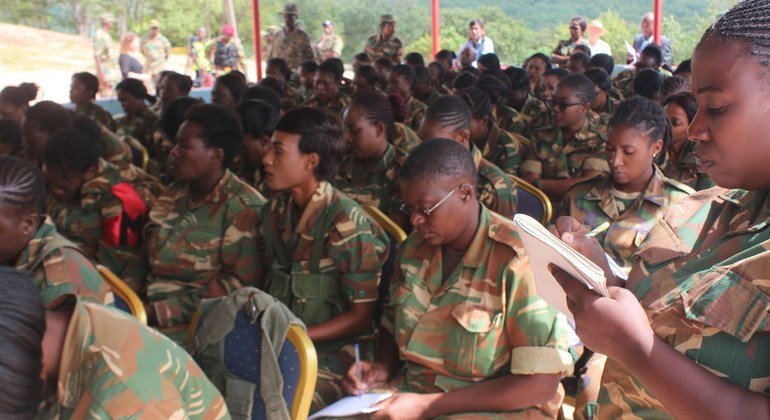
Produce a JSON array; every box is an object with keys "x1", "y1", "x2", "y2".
[
  {"x1": 53, "y1": 295, "x2": 91, "y2": 409},
  {"x1": 189, "y1": 169, "x2": 233, "y2": 206},
  {"x1": 470, "y1": 143, "x2": 483, "y2": 170},
  {"x1": 585, "y1": 166, "x2": 668, "y2": 218},
  {"x1": 14, "y1": 216, "x2": 57, "y2": 270},
  {"x1": 290, "y1": 181, "x2": 335, "y2": 238},
  {"x1": 720, "y1": 189, "x2": 770, "y2": 236}
]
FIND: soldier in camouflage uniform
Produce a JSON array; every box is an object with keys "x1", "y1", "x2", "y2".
[
  {"x1": 365, "y1": 15, "x2": 403, "y2": 63},
  {"x1": 70, "y1": 72, "x2": 115, "y2": 131},
  {"x1": 421, "y1": 95, "x2": 518, "y2": 218},
  {"x1": 260, "y1": 108, "x2": 389, "y2": 411},
  {"x1": 549, "y1": 9, "x2": 770, "y2": 417},
  {"x1": 93, "y1": 13, "x2": 119, "y2": 96},
  {"x1": 268, "y1": 4, "x2": 314, "y2": 70},
  {"x1": 35, "y1": 293, "x2": 229, "y2": 418},
  {"x1": 520, "y1": 74, "x2": 608, "y2": 203},
  {"x1": 342, "y1": 138, "x2": 574, "y2": 418},
  {"x1": 392, "y1": 120, "x2": 422, "y2": 154},
  {"x1": 551, "y1": 17, "x2": 590, "y2": 67},
  {"x1": 316, "y1": 20, "x2": 343, "y2": 60},
  {"x1": 584, "y1": 68, "x2": 618, "y2": 135},
  {"x1": 302, "y1": 61, "x2": 351, "y2": 119},
  {"x1": 143, "y1": 105, "x2": 265, "y2": 330},
  {"x1": 334, "y1": 94, "x2": 409, "y2": 225},
  {"x1": 0, "y1": 156, "x2": 113, "y2": 307},
  {"x1": 44, "y1": 124, "x2": 158, "y2": 292},
  {"x1": 661, "y1": 91, "x2": 715, "y2": 191},
  {"x1": 388, "y1": 65, "x2": 428, "y2": 131},
  {"x1": 141, "y1": 20, "x2": 172, "y2": 83}
]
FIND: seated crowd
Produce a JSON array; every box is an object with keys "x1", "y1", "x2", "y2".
[{"x1": 1, "y1": 1, "x2": 770, "y2": 418}]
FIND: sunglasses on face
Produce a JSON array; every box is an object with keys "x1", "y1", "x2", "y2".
[{"x1": 552, "y1": 100, "x2": 584, "y2": 111}]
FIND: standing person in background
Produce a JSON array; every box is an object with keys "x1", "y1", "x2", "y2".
[
  {"x1": 141, "y1": 19, "x2": 172, "y2": 85},
  {"x1": 189, "y1": 27, "x2": 213, "y2": 88},
  {"x1": 364, "y1": 15, "x2": 403, "y2": 64},
  {"x1": 456, "y1": 19, "x2": 494, "y2": 68},
  {"x1": 316, "y1": 20, "x2": 343, "y2": 60},
  {"x1": 268, "y1": 3, "x2": 314, "y2": 70},
  {"x1": 118, "y1": 32, "x2": 150, "y2": 82},
  {"x1": 209, "y1": 24, "x2": 247, "y2": 76},
  {"x1": 586, "y1": 20, "x2": 612, "y2": 56},
  {"x1": 633, "y1": 12, "x2": 672, "y2": 67},
  {"x1": 552, "y1": 16, "x2": 589, "y2": 67},
  {"x1": 93, "y1": 13, "x2": 119, "y2": 96}
]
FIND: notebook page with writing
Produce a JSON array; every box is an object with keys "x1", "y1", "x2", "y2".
[{"x1": 513, "y1": 214, "x2": 608, "y2": 319}]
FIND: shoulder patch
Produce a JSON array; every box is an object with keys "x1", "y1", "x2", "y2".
[
  {"x1": 663, "y1": 177, "x2": 696, "y2": 195},
  {"x1": 487, "y1": 212, "x2": 524, "y2": 253}
]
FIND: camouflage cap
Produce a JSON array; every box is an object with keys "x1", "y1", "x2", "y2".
[
  {"x1": 380, "y1": 14, "x2": 396, "y2": 24},
  {"x1": 283, "y1": 3, "x2": 299, "y2": 16},
  {"x1": 99, "y1": 13, "x2": 116, "y2": 23}
]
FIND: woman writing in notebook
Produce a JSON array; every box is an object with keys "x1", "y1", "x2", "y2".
[{"x1": 550, "y1": 2, "x2": 770, "y2": 418}]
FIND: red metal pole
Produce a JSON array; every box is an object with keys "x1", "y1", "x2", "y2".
[
  {"x1": 431, "y1": 0, "x2": 440, "y2": 57},
  {"x1": 654, "y1": 0, "x2": 662, "y2": 45},
  {"x1": 252, "y1": 0, "x2": 262, "y2": 81}
]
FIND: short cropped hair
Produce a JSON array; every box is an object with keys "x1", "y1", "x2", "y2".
[
  {"x1": 184, "y1": 104, "x2": 244, "y2": 167},
  {"x1": 274, "y1": 107, "x2": 345, "y2": 181},
  {"x1": 400, "y1": 137, "x2": 478, "y2": 186}
]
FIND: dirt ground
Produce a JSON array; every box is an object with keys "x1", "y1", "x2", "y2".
[{"x1": 0, "y1": 22, "x2": 258, "y2": 103}]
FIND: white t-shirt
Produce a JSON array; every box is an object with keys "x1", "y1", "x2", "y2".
[{"x1": 589, "y1": 38, "x2": 612, "y2": 57}]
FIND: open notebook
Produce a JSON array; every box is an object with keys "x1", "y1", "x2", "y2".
[
  {"x1": 307, "y1": 393, "x2": 393, "y2": 419},
  {"x1": 513, "y1": 214, "x2": 620, "y2": 319}
]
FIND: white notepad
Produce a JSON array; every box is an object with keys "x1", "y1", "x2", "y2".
[
  {"x1": 513, "y1": 214, "x2": 610, "y2": 319},
  {"x1": 307, "y1": 393, "x2": 393, "y2": 419}
]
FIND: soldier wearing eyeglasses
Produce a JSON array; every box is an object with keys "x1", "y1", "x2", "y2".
[
  {"x1": 551, "y1": 16, "x2": 590, "y2": 67},
  {"x1": 342, "y1": 138, "x2": 574, "y2": 418}
]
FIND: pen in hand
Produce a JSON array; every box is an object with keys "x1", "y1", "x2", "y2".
[
  {"x1": 585, "y1": 221, "x2": 610, "y2": 238},
  {"x1": 354, "y1": 342, "x2": 362, "y2": 397}
]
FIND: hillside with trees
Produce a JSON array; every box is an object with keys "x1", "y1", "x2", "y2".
[{"x1": 1, "y1": 0, "x2": 737, "y2": 67}]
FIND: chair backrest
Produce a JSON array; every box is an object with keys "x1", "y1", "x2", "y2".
[
  {"x1": 96, "y1": 264, "x2": 148, "y2": 325},
  {"x1": 125, "y1": 136, "x2": 149, "y2": 171},
  {"x1": 205, "y1": 311, "x2": 317, "y2": 420},
  {"x1": 510, "y1": 175, "x2": 553, "y2": 226},
  {"x1": 361, "y1": 204, "x2": 407, "y2": 245}
]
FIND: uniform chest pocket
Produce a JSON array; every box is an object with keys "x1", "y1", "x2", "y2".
[
  {"x1": 182, "y1": 227, "x2": 223, "y2": 270},
  {"x1": 680, "y1": 267, "x2": 770, "y2": 342},
  {"x1": 290, "y1": 273, "x2": 345, "y2": 327},
  {"x1": 446, "y1": 304, "x2": 504, "y2": 378}
]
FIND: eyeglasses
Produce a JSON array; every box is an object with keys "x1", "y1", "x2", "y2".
[
  {"x1": 552, "y1": 100, "x2": 585, "y2": 111},
  {"x1": 400, "y1": 186, "x2": 460, "y2": 218}
]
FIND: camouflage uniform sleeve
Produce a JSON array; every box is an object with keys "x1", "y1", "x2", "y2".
[
  {"x1": 328, "y1": 207, "x2": 389, "y2": 304},
  {"x1": 380, "y1": 240, "x2": 407, "y2": 335},
  {"x1": 497, "y1": 131, "x2": 527, "y2": 175},
  {"x1": 333, "y1": 36, "x2": 344, "y2": 57},
  {"x1": 153, "y1": 202, "x2": 263, "y2": 327},
  {"x1": 100, "y1": 125, "x2": 132, "y2": 169},
  {"x1": 302, "y1": 32, "x2": 315, "y2": 61},
  {"x1": 39, "y1": 248, "x2": 114, "y2": 306},
  {"x1": 580, "y1": 149, "x2": 610, "y2": 174},
  {"x1": 519, "y1": 138, "x2": 543, "y2": 176},
  {"x1": 364, "y1": 36, "x2": 377, "y2": 58},
  {"x1": 504, "y1": 256, "x2": 574, "y2": 376}
]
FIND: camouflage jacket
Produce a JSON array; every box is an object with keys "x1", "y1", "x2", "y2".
[
  {"x1": 14, "y1": 217, "x2": 113, "y2": 306},
  {"x1": 521, "y1": 94, "x2": 548, "y2": 123},
  {"x1": 416, "y1": 89, "x2": 442, "y2": 107},
  {"x1": 660, "y1": 140, "x2": 716, "y2": 191},
  {"x1": 404, "y1": 96, "x2": 427, "y2": 131},
  {"x1": 496, "y1": 103, "x2": 534, "y2": 139},
  {"x1": 382, "y1": 206, "x2": 574, "y2": 417},
  {"x1": 78, "y1": 101, "x2": 115, "y2": 132},
  {"x1": 561, "y1": 166, "x2": 693, "y2": 272},
  {"x1": 144, "y1": 170, "x2": 265, "y2": 327},
  {"x1": 594, "y1": 96, "x2": 620, "y2": 136},
  {"x1": 116, "y1": 107, "x2": 160, "y2": 157},
  {"x1": 38, "y1": 295, "x2": 230, "y2": 419},
  {"x1": 99, "y1": 123, "x2": 133, "y2": 170},
  {"x1": 269, "y1": 27, "x2": 314, "y2": 69},
  {"x1": 520, "y1": 118, "x2": 608, "y2": 180},
  {"x1": 364, "y1": 34, "x2": 403, "y2": 62},
  {"x1": 479, "y1": 124, "x2": 527, "y2": 176},
  {"x1": 598, "y1": 187, "x2": 770, "y2": 418},
  {"x1": 316, "y1": 34, "x2": 343, "y2": 59},
  {"x1": 392, "y1": 122, "x2": 422, "y2": 154},
  {"x1": 302, "y1": 91, "x2": 351, "y2": 119},
  {"x1": 334, "y1": 143, "x2": 407, "y2": 215},
  {"x1": 472, "y1": 144, "x2": 518, "y2": 218},
  {"x1": 141, "y1": 34, "x2": 172, "y2": 74},
  {"x1": 260, "y1": 181, "x2": 389, "y2": 367},
  {"x1": 552, "y1": 38, "x2": 589, "y2": 57},
  {"x1": 47, "y1": 159, "x2": 157, "y2": 289}
]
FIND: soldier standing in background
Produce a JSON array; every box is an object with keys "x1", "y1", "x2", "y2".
[
  {"x1": 189, "y1": 27, "x2": 214, "y2": 87},
  {"x1": 364, "y1": 15, "x2": 403, "y2": 64},
  {"x1": 316, "y1": 20, "x2": 343, "y2": 60},
  {"x1": 268, "y1": 3, "x2": 314, "y2": 70},
  {"x1": 93, "y1": 13, "x2": 119, "y2": 97},
  {"x1": 141, "y1": 19, "x2": 172, "y2": 85},
  {"x1": 209, "y1": 24, "x2": 247, "y2": 77}
]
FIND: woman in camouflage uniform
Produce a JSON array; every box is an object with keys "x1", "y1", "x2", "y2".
[{"x1": 551, "y1": 2, "x2": 770, "y2": 417}]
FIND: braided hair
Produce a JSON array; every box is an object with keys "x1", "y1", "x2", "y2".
[
  {"x1": 0, "y1": 155, "x2": 46, "y2": 213},
  {"x1": 699, "y1": 0, "x2": 770, "y2": 66},
  {"x1": 348, "y1": 92, "x2": 408, "y2": 140},
  {"x1": 115, "y1": 78, "x2": 157, "y2": 104},
  {"x1": 424, "y1": 95, "x2": 472, "y2": 132},
  {"x1": 609, "y1": 96, "x2": 671, "y2": 148},
  {"x1": 43, "y1": 115, "x2": 101, "y2": 174},
  {"x1": 558, "y1": 74, "x2": 595, "y2": 104}
]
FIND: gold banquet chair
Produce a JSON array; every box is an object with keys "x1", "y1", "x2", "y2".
[
  {"x1": 510, "y1": 175, "x2": 553, "y2": 226},
  {"x1": 96, "y1": 264, "x2": 148, "y2": 325}
]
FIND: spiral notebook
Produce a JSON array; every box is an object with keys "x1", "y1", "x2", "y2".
[{"x1": 513, "y1": 214, "x2": 614, "y2": 319}]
